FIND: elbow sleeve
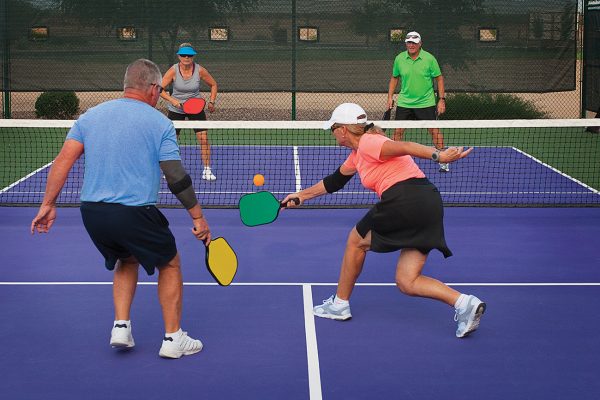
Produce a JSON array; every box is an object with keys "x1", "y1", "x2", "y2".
[
  {"x1": 160, "y1": 160, "x2": 198, "y2": 209},
  {"x1": 322, "y1": 167, "x2": 353, "y2": 193}
]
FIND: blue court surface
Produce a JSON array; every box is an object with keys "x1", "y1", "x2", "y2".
[{"x1": 1, "y1": 206, "x2": 599, "y2": 400}]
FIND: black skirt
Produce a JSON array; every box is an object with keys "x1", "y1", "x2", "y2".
[{"x1": 355, "y1": 178, "x2": 452, "y2": 257}]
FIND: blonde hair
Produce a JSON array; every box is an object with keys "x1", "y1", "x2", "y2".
[
  {"x1": 179, "y1": 42, "x2": 193, "y2": 49},
  {"x1": 344, "y1": 123, "x2": 382, "y2": 136}
]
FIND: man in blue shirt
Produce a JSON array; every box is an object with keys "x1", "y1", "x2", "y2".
[{"x1": 31, "y1": 59, "x2": 210, "y2": 359}]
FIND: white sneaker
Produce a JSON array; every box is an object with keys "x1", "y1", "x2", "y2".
[
  {"x1": 454, "y1": 295, "x2": 486, "y2": 338},
  {"x1": 313, "y1": 295, "x2": 352, "y2": 321},
  {"x1": 110, "y1": 321, "x2": 135, "y2": 348},
  {"x1": 439, "y1": 163, "x2": 450, "y2": 173},
  {"x1": 159, "y1": 330, "x2": 203, "y2": 359},
  {"x1": 202, "y1": 166, "x2": 216, "y2": 181}
]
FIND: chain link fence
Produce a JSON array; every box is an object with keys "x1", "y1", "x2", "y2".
[{"x1": 1, "y1": 0, "x2": 584, "y2": 120}]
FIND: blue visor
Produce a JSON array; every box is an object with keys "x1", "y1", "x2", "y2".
[{"x1": 177, "y1": 47, "x2": 197, "y2": 56}]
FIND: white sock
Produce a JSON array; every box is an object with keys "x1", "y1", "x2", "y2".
[
  {"x1": 333, "y1": 295, "x2": 349, "y2": 307},
  {"x1": 165, "y1": 328, "x2": 183, "y2": 340},
  {"x1": 454, "y1": 294, "x2": 469, "y2": 310},
  {"x1": 204, "y1": 166, "x2": 211, "y2": 171}
]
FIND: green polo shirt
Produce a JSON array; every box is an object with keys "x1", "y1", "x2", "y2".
[{"x1": 392, "y1": 49, "x2": 442, "y2": 108}]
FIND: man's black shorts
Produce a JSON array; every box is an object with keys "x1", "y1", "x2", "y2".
[
  {"x1": 168, "y1": 110, "x2": 207, "y2": 133},
  {"x1": 80, "y1": 202, "x2": 177, "y2": 275},
  {"x1": 395, "y1": 105, "x2": 437, "y2": 121}
]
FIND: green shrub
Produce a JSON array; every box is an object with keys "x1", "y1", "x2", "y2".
[
  {"x1": 35, "y1": 91, "x2": 80, "y2": 119},
  {"x1": 441, "y1": 93, "x2": 548, "y2": 120}
]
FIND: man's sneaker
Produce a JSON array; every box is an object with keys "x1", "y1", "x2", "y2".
[
  {"x1": 159, "y1": 331, "x2": 203, "y2": 359},
  {"x1": 454, "y1": 295, "x2": 486, "y2": 338},
  {"x1": 313, "y1": 295, "x2": 352, "y2": 321},
  {"x1": 439, "y1": 163, "x2": 450, "y2": 173},
  {"x1": 110, "y1": 321, "x2": 135, "y2": 348},
  {"x1": 202, "y1": 167, "x2": 216, "y2": 181}
]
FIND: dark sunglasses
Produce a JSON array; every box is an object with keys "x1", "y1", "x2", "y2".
[
  {"x1": 179, "y1": 54, "x2": 194, "y2": 58},
  {"x1": 330, "y1": 125, "x2": 341, "y2": 133}
]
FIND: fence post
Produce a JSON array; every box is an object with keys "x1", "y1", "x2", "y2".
[
  {"x1": 291, "y1": 0, "x2": 297, "y2": 120},
  {"x1": 582, "y1": 2, "x2": 587, "y2": 117},
  {"x1": 1, "y1": 0, "x2": 11, "y2": 118}
]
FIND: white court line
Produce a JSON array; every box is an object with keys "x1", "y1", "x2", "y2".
[
  {"x1": 1, "y1": 282, "x2": 600, "y2": 286},
  {"x1": 512, "y1": 147, "x2": 600, "y2": 194},
  {"x1": 303, "y1": 284, "x2": 322, "y2": 400},
  {"x1": 0, "y1": 161, "x2": 53, "y2": 194},
  {"x1": 293, "y1": 146, "x2": 302, "y2": 192}
]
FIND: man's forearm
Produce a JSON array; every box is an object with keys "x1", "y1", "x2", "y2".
[
  {"x1": 388, "y1": 77, "x2": 399, "y2": 100},
  {"x1": 187, "y1": 203, "x2": 204, "y2": 220},
  {"x1": 436, "y1": 76, "x2": 445, "y2": 98},
  {"x1": 42, "y1": 159, "x2": 71, "y2": 205},
  {"x1": 42, "y1": 141, "x2": 83, "y2": 205}
]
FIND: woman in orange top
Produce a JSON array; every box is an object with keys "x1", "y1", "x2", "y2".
[{"x1": 282, "y1": 103, "x2": 485, "y2": 338}]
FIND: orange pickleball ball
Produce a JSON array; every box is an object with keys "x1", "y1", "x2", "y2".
[{"x1": 253, "y1": 174, "x2": 265, "y2": 186}]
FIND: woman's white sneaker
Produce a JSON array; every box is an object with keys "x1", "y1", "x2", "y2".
[
  {"x1": 454, "y1": 295, "x2": 486, "y2": 338},
  {"x1": 313, "y1": 295, "x2": 352, "y2": 321}
]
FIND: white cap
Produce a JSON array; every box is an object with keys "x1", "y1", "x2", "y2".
[
  {"x1": 323, "y1": 103, "x2": 368, "y2": 130},
  {"x1": 405, "y1": 31, "x2": 421, "y2": 44}
]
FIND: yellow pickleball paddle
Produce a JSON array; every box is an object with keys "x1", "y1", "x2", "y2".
[{"x1": 205, "y1": 237, "x2": 238, "y2": 286}]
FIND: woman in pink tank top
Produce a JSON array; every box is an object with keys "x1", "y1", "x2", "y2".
[{"x1": 283, "y1": 103, "x2": 486, "y2": 339}]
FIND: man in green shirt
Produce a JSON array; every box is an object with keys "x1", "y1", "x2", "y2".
[{"x1": 387, "y1": 31, "x2": 449, "y2": 172}]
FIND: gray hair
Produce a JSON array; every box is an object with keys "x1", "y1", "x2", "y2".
[{"x1": 123, "y1": 59, "x2": 162, "y2": 90}]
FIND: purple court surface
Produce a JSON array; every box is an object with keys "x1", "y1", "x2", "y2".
[
  {"x1": 1, "y1": 206, "x2": 599, "y2": 399},
  {"x1": 2, "y1": 146, "x2": 598, "y2": 206}
]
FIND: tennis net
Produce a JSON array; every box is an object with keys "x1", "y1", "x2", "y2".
[{"x1": 1, "y1": 119, "x2": 599, "y2": 207}]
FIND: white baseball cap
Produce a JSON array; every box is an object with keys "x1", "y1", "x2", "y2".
[
  {"x1": 405, "y1": 31, "x2": 421, "y2": 44},
  {"x1": 323, "y1": 103, "x2": 368, "y2": 130}
]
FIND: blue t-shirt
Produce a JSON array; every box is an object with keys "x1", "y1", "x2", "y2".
[{"x1": 66, "y1": 98, "x2": 179, "y2": 206}]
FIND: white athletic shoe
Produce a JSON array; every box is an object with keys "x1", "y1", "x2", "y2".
[
  {"x1": 110, "y1": 321, "x2": 135, "y2": 348},
  {"x1": 202, "y1": 166, "x2": 216, "y2": 181},
  {"x1": 454, "y1": 295, "x2": 486, "y2": 338},
  {"x1": 439, "y1": 163, "x2": 450, "y2": 173},
  {"x1": 313, "y1": 295, "x2": 352, "y2": 321},
  {"x1": 159, "y1": 331, "x2": 203, "y2": 359}
]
